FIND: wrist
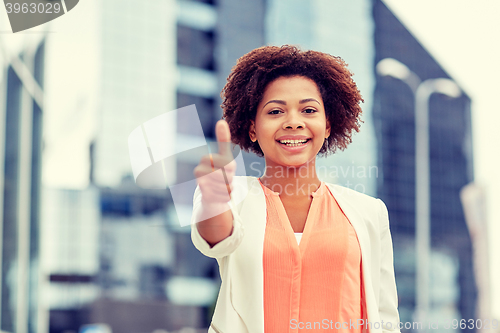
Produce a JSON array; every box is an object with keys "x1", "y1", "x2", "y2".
[{"x1": 197, "y1": 200, "x2": 231, "y2": 222}]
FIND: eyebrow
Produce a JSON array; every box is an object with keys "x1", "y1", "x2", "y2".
[{"x1": 262, "y1": 98, "x2": 321, "y2": 108}]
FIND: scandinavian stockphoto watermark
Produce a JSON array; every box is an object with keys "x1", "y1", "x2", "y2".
[
  {"x1": 249, "y1": 162, "x2": 378, "y2": 195},
  {"x1": 290, "y1": 319, "x2": 394, "y2": 331},
  {"x1": 290, "y1": 318, "x2": 499, "y2": 331},
  {"x1": 3, "y1": 0, "x2": 80, "y2": 33}
]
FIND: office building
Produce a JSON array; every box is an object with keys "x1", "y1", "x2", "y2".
[
  {"x1": 0, "y1": 36, "x2": 45, "y2": 333},
  {"x1": 40, "y1": 186, "x2": 100, "y2": 333},
  {"x1": 373, "y1": 0, "x2": 475, "y2": 326},
  {"x1": 93, "y1": 0, "x2": 177, "y2": 188}
]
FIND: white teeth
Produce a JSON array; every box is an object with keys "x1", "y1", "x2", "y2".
[
  {"x1": 279, "y1": 139, "x2": 308, "y2": 144},
  {"x1": 279, "y1": 139, "x2": 308, "y2": 146}
]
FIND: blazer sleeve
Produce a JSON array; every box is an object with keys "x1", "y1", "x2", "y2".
[
  {"x1": 190, "y1": 184, "x2": 245, "y2": 259},
  {"x1": 377, "y1": 198, "x2": 401, "y2": 333}
]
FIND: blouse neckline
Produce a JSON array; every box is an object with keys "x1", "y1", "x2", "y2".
[{"x1": 257, "y1": 177, "x2": 326, "y2": 198}]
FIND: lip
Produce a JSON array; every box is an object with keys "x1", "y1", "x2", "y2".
[{"x1": 276, "y1": 135, "x2": 310, "y2": 141}]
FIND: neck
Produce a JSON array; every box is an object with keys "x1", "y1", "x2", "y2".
[{"x1": 259, "y1": 160, "x2": 321, "y2": 198}]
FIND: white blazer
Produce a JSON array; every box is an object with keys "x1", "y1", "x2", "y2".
[{"x1": 191, "y1": 176, "x2": 400, "y2": 333}]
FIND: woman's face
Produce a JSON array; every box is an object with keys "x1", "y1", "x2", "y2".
[{"x1": 249, "y1": 75, "x2": 331, "y2": 169}]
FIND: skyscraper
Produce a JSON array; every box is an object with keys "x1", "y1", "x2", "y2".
[
  {"x1": 0, "y1": 36, "x2": 45, "y2": 333},
  {"x1": 373, "y1": 0, "x2": 475, "y2": 326},
  {"x1": 93, "y1": 0, "x2": 177, "y2": 188}
]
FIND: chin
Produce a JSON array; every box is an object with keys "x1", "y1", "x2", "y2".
[{"x1": 284, "y1": 158, "x2": 314, "y2": 168}]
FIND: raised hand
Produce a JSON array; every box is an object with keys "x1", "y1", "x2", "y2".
[{"x1": 194, "y1": 119, "x2": 236, "y2": 205}]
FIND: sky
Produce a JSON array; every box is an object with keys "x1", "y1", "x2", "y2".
[{"x1": 382, "y1": 0, "x2": 500, "y2": 319}]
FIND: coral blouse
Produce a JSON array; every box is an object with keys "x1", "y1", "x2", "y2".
[{"x1": 260, "y1": 180, "x2": 365, "y2": 332}]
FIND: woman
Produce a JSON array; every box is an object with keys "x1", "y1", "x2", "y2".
[{"x1": 191, "y1": 45, "x2": 400, "y2": 333}]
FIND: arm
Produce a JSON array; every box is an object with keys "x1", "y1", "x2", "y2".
[
  {"x1": 377, "y1": 199, "x2": 401, "y2": 333},
  {"x1": 190, "y1": 120, "x2": 245, "y2": 259},
  {"x1": 191, "y1": 185, "x2": 245, "y2": 259},
  {"x1": 195, "y1": 202, "x2": 234, "y2": 246}
]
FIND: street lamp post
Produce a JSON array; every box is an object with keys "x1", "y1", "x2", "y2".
[{"x1": 376, "y1": 58, "x2": 461, "y2": 326}]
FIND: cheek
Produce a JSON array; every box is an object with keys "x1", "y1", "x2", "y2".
[{"x1": 256, "y1": 122, "x2": 273, "y2": 139}]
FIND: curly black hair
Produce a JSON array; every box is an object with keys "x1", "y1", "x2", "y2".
[{"x1": 221, "y1": 45, "x2": 364, "y2": 157}]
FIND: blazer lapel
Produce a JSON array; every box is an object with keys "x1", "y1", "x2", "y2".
[
  {"x1": 326, "y1": 183, "x2": 378, "y2": 325},
  {"x1": 326, "y1": 184, "x2": 371, "y2": 263},
  {"x1": 230, "y1": 177, "x2": 266, "y2": 333}
]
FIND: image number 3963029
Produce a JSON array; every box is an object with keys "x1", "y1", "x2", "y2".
[{"x1": 4, "y1": 0, "x2": 80, "y2": 33}]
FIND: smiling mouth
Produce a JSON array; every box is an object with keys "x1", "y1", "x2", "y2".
[{"x1": 277, "y1": 139, "x2": 311, "y2": 147}]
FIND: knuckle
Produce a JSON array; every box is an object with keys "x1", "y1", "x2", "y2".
[
  {"x1": 225, "y1": 162, "x2": 236, "y2": 173},
  {"x1": 193, "y1": 166, "x2": 204, "y2": 178},
  {"x1": 211, "y1": 154, "x2": 222, "y2": 166},
  {"x1": 200, "y1": 155, "x2": 211, "y2": 165}
]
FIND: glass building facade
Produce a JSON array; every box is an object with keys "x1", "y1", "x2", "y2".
[
  {"x1": 0, "y1": 39, "x2": 45, "y2": 333},
  {"x1": 373, "y1": 0, "x2": 475, "y2": 329},
  {"x1": 41, "y1": 186, "x2": 100, "y2": 333},
  {"x1": 94, "y1": 0, "x2": 177, "y2": 188}
]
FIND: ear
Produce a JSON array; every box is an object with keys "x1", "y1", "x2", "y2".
[
  {"x1": 249, "y1": 120, "x2": 257, "y2": 142},
  {"x1": 325, "y1": 119, "x2": 331, "y2": 139}
]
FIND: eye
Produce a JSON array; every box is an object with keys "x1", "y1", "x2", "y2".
[
  {"x1": 303, "y1": 108, "x2": 317, "y2": 114},
  {"x1": 268, "y1": 109, "x2": 282, "y2": 115}
]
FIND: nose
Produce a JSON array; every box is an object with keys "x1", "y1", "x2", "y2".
[{"x1": 283, "y1": 112, "x2": 305, "y2": 130}]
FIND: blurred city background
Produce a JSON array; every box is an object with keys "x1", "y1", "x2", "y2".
[{"x1": 0, "y1": 0, "x2": 499, "y2": 332}]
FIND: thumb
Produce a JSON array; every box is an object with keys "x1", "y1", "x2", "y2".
[{"x1": 216, "y1": 119, "x2": 232, "y2": 157}]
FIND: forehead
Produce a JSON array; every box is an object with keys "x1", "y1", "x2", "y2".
[{"x1": 262, "y1": 76, "x2": 322, "y2": 99}]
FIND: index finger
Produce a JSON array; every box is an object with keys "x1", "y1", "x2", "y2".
[{"x1": 215, "y1": 119, "x2": 232, "y2": 158}]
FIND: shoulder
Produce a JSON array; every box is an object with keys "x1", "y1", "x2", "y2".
[
  {"x1": 324, "y1": 182, "x2": 386, "y2": 217},
  {"x1": 230, "y1": 176, "x2": 262, "y2": 205},
  {"x1": 232, "y1": 175, "x2": 255, "y2": 186},
  {"x1": 325, "y1": 182, "x2": 380, "y2": 204},
  {"x1": 231, "y1": 176, "x2": 258, "y2": 194}
]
